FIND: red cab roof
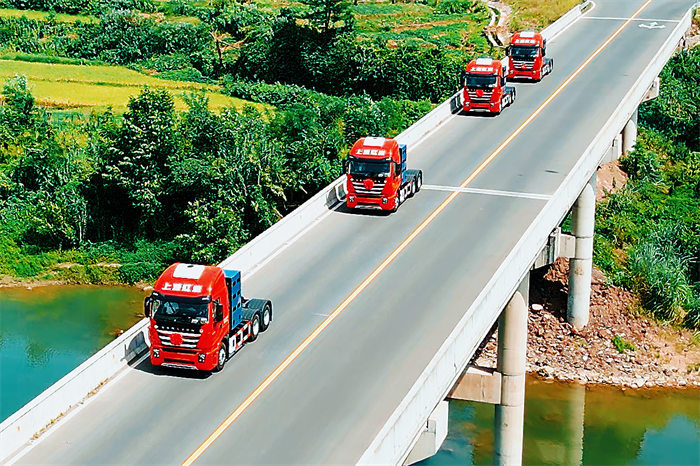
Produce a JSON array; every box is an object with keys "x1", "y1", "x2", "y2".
[
  {"x1": 153, "y1": 263, "x2": 221, "y2": 298},
  {"x1": 511, "y1": 31, "x2": 544, "y2": 46},
  {"x1": 466, "y1": 57, "x2": 503, "y2": 75},
  {"x1": 350, "y1": 137, "x2": 398, "y2": 160}
]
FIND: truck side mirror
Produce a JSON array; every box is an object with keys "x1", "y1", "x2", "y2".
[
  {"x1": 505, "y1": 46, "x2": 511, "y2": 56},
  {"x1": 144, "y1": 297, "x2": 151, "y2": 317},
  {"x1": 214, "y1": 302, "x2": 224, "y2": 322},
  {"x1": 343, "y1": 159, "x2": 349, "y2": 174}
]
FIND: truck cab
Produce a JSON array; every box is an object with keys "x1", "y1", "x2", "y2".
[
  {"x1": 506, "y1": 31, "x2": 553, "y2": 81},
  {"x1": 345, "y1": 137, "x2": 422, "y2": 212},
  {"x1": 145, "y1": 263, "x2": 271, "y2": 372},
  {"x1": 462, "y1": 57, "x2": 516, "y2": 115}
]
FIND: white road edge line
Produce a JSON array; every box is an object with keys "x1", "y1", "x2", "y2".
[
  {"x1": 547, "y1": 1, "x2": 596, "y2": 42},
  {"x1": 422, "y1": 184, "x2": 552, "y2": 200},
  {"x1": 584, "y1": 16, "x2": 680, "y2": 22},
  {"x1": 3, "y1": 353, "x2": 150, "y2": 466}
]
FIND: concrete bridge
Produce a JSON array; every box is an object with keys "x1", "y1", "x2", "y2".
[{"x1": 1, "y1": 0, "x2": 696, "y2": 464}]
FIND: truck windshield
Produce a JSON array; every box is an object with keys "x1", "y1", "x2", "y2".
[
  {"x1": 348, "y1": 158, "x2": 391, "y2": 177},
  {"x1": 466, "y1": 74, "x2": 497, "y2": 88},
  {"x1": 152, "y1": 295, "x2": 209, "y2": 323},
  {"x1": 511, "y1": 46, "x2": 538, "y2": 59}
]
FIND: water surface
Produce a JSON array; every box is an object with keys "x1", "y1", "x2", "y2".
[
  {"x1": 0, "y1": 285, "x2": 146, "y2": 422},
  {"x1": 419, "y1": 377, "x2": 700, "y2": 465}
]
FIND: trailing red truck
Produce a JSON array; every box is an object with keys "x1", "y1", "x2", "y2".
[
  {"x1": 461, "y1": 57, "x2": 516, "y2": 115},
  {"x1": 506, "y1": 31, "x2": 553, "y2": 81},
  {"x1": 345, "y1": 137, "x2": 422, "y2": 212},
  {"x1": 144, "y1": 263, "x2": 272, "y2": 372}
]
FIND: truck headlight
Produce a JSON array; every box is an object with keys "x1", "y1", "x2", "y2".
[
  {"x1": 198, "y1": 353, "x2": 206, "y2": 363},
  {"x1": 382, "y1": 197, "x2": 388, "y2": 204},
  {"x1": 349, "y1": 195, "x2": 355, "y2": 202},
  {"x1": 153, "y1": 348, "x2": 160, "y2": 358}
]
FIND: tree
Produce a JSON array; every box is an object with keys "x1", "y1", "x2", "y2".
[{"x1": 303, "y1": 0, "x2": 353, "y2": 33}]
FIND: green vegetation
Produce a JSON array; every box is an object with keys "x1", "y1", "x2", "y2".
[
  {"x1": 0, "y1": 59, "x2": 260, "y2": 111},
  {"x1": 0, "y1": 7, "x2": 95, "y2": 22},
  {"x1": 594, "y1": 47, "x2": 700, "y2": 329},
  {"x1": 612, "y1": 335, "x2": 635, "y2": 353},
  {"x1": 508, "y1": 0, "x2": 583, "y2": 31}
]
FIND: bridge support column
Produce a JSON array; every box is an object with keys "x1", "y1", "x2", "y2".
[
  {"x1": 494, "y1": 290, "x2": 527, "y2": 466},
  {"x1": 622, "y1": 109, "x2": 638, "y2": 156},
  {"x1": 567, "y1": 174, "x2": 595, "y2": 329}
]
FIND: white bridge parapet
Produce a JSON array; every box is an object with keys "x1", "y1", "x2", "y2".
[{"x1": 359, "y1": 6, "x2": 692, "y2": 465}]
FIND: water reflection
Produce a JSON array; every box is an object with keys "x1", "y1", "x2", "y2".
[
  {"x1": 0, "y1": 286, "x2": 147, "y2": 421},
  {"x1": 418, "y1": 377, "x2": 700, "y2": 466}
]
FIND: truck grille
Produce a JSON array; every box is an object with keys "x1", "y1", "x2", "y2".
[
  {"x1": 157, "y1": 327, "x2": 201, "y2": 349},
  {"x1": 351, "y1": 179, "x2": 385, "y2": 197},
  {"x1": 467, "y1": 90, "x2": 493, "y2": 102},
  {"x1": 512, "y1": 59, "x2": 534, "y2": 70}
]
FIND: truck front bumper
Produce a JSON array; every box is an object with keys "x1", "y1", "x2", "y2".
[
  {"x1": 347, "y1": 194, "x2": 397, "y2": 211},
  {"x1": 150, "y1": 345, "x2": 219, "y2": 371}
]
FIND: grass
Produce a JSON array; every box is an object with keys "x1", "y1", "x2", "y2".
[
  {"x1": 1, "y1": 60, "x2": 268, "y2": 112},
  {"x1": 0, "y1": 8, "x2": 96, "y2": 23},
  {"x1": 0, "y1": 7, "x2": 199, "y2": 24},
  {"x1": 612, "y1": 335, "x2": 636, "y2": 353},
  {"x1": 508, "y1": 0, "x2": 583, "y2": 31}
]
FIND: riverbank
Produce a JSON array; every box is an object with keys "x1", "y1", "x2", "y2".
[{"x1": 472, "y1": 257, "x2": 700, "y2": 389}]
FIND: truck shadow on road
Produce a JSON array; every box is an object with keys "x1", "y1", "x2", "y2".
[
  {"x1": 131, "y1": 352, "x2": 212, "y2": 380},
  {"x1": 334, "y1": 203, "x2": 393, "y2": 217}
]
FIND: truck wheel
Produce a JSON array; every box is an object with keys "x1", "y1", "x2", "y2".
[
  {"x1": 416, "y1": 172, "x2": 422, "y2": 192},
  {"x1": 214, "y1": 343, "x2": 227, "y2": 372},
  {"x1": 393, "y1": 192, "x2": 402, "y2": 212},
  {"x1": 249, "y1": 313, "x2": 260, "y2": 342},
  {"x1": 410, "y1": 179, "x2": 416, "y2": 197},
  {"x1": 260, "y1": 302, "x2": 272, "y2": 332}
]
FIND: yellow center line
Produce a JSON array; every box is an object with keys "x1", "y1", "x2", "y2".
[{"x1": 181, "y1": 2, "x2": 652, "y2": 463}]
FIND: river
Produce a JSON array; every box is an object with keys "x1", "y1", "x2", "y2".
[{"x1": 0, "y1": 285, "x2": 146, "y2": 422}]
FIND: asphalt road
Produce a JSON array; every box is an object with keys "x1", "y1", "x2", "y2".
[{"x1": 13, "y1": 1, "x2": 695, "y2": 464}]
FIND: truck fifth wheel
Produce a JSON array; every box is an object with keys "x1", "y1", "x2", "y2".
[
  {"x1": 145, "y1": 263, "x2": 272, "y2": 372},
  {"x1": 345, "y1": 136, "x2": 423, "y2": 212}
]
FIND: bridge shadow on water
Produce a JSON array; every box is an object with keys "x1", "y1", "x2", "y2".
[{"x1": 130, "y1": 352, "x2": 212, "y2": 380}]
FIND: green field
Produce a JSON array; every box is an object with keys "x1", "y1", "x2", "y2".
[
  {"x1": 0, "y1": 8, "x2": 96, "y2": 23},
  {"x1": 508, "y1": 0, "x2": 584, "y2": 30},
  {"x1": 1, "y1": 60, "x2": 266, "y2": 111},
  {"x1": 0, "y1": 7, "x2": 199, "y2": 24}
]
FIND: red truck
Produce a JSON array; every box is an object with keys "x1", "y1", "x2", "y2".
[
  {"x1": 144, "y1": 263, "x2": 272, "y2": 372},
  {"x1": 345, "y1": 137, "x2": 422, "y2": 212},
  {"x1": 506, "y1": 31, "x2": 553, "y2": 81},
  {"x1": 461, "y1": 57, "x2": 516, "y2": 115}
]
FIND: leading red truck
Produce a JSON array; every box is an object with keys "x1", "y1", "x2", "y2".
[
  {"x1": 506, "y1": 31, "x2": 553, "y2": 81},
  {"x1": 144, "y1": 263, "x2": 272, "y2": 372},
  {"x1": 345, "y1": 137, "x2": 423, "y2": 212}
]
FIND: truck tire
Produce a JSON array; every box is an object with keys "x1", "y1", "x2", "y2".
[
  {"x1": 248, "y1": 313, "x2": 261, "y2": 342},
  {"x1": 393, "y1": 192, "x2": 402, "y2": 212},
  {"x1": 214, "y1": 342, "x2": 227, "y2": 372},
  {"x1": 415, "y1": 172, "x2": 422, "y2": 192},
  {"x1": 260, "y1": 302, "x2": 272, "y2": 332}
]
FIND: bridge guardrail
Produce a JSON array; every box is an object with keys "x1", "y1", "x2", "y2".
[{"x1": 357, "y1": 7, "x2": 692, "y2": 464}]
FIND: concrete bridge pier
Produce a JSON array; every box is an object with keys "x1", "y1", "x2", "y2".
[
  {"x1": 494, "y1": 288, "x2": 528, "y2": 466},
  {"x1": 622, "y1": 109, "x2": 638, "y2": 156},
  {"x1": 567, "y1": 173, "x2": 596, "y2": 329}
]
